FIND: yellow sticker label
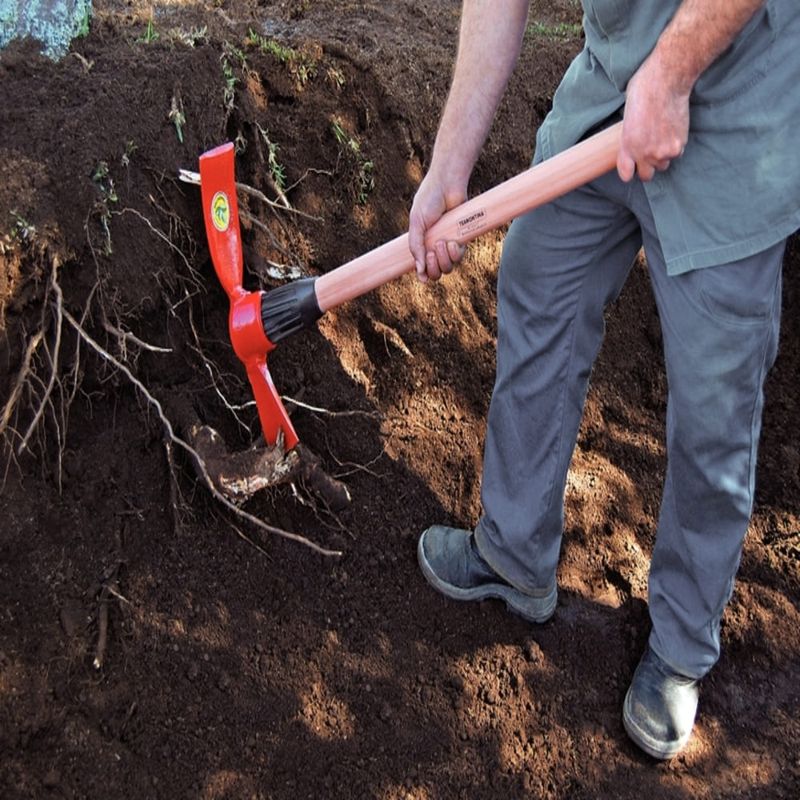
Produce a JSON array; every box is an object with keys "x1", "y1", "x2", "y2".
[{"x1": 211, "y1": 191, "x2": 230, "y2": 232}]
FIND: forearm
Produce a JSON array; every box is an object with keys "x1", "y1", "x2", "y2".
[
  {"x1": 648, "y1": 0, "x2": 767, "y2": 95},
  {"x1": 619, "y1": 0, "x2": 766, "y2": 181},
  {"x1": 429, "y1": 0, "x2": 530, "y2": 186}
]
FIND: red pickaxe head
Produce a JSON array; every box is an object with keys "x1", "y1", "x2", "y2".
[
  {"x1": 198, "y1": 143, "x2": 319, "y2": 450},
  {"x1": 197, "y1": 124, "x2": 624, "y2": 448}
]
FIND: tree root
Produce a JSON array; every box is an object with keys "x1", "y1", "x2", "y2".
[
  {"x1": 167, "y1": 396, "x2": 351, "y2": 511},
  {"x1": 63, "y1": 307, "x2": 343, "y2": 557}
]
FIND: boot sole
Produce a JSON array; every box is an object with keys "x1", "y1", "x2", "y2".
[{"x1": 417, "y1": 533, "x2": 556, "y2": 624}]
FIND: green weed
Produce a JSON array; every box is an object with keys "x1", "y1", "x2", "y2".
[
  {"x1": 331, "y1": 119, "x2": 375, "y2": 205},
  {"x1": 121, "y1": 140, "x2": 137, "y2": 168},
  {"x1": 91, "y1": 162, "x2": 118, "y2": 255},
  {"x1": 137, "y1": 18, "x2": 159, "y2": 44},
  {"x1": 246, "y1": 28, "x2": 318, "y2": 86},
  {"x1": 10, "y1": 211, "x2": 36, "y2": 244},
  {"x1": 257, "y1": 125, "x2": 287, "y2": 194},
  {"x1": 221, "y1": 43, "x2": 249, "y2": 114},
  {"x1": 526, "y1": 21, "x2": 583, "y2": 40},
  {"x1": 169, "y1": 95, "x2": 186, "y2": 144},
  {"x1": 76, "y1": 5, "x2": 91, "y2": 38}
]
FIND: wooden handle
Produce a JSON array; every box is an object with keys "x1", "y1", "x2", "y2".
[{"x1": 315, "y1": 121, "x2": 622, "y2": 312}]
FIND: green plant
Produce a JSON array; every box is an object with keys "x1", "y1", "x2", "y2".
[
  {"x1": 137, "y1": 17, "x2": 160, "y2": 44},
  {"x1": 331, "y1": 119, "x2": 375, "y2": 205},
  {"x1": 221, "y1": 56, "x2": 237, "y2": 113},
  {"x1": 169, "y1": 96, "x2": 186, "y2": 144},
  {"x1": 76, "y1": 5, "x2": 91, "y2": 38},
  {"x1": 526, "y1": 21, "x2": 583, "y2": 40},
  {"x1": 91, "y1": 161, "x2": 118, "y2": 254},
  {"x1": 10, "y1": 211, "x2": 36, "y2": 243},
  {"x1": 221, "y1": 44, "x2": 249, "y2": 114},
  {"x1": 246, "y1": 28, "x2": 318, "y2": 86},
  {"x1": 256, "y1": 125, "x2": 287, "y2": 194},
  {"x1": 121, "y1": 140, "x2": 137, "y2": 168}
]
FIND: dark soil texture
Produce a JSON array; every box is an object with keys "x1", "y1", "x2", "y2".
[{"x1": 1, "y1": 2, "x2": 798, "y2": 798}]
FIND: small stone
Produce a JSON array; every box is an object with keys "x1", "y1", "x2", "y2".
[
  {"x1": 218, "y1": 673, "x2": 231, "y2": 691},
  {"x1": 524, "y1": 639, "x2": 542, "y2": 663},
  {"x1": 255, "y1": 643, "x2": 264, "y2": 654},
  {"x1": 483, "y1": 688, "x2": 499, "y2": 706},
  {"x1": 187, "y1": 663, "x2": 199, "y2": 681},
  {"x1": 379, "y1": 703, "x2": 392, "y2": 721}
]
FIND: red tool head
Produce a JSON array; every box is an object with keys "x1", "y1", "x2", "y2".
[{"x1": 198, "y1": 143, "x2": 299, "y2": 450}]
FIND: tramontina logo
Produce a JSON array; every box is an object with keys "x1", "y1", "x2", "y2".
[
  {"x1": 457, "y1": 207, "x2": 487, "y2": 235},
  {"x1": 211, "y1": 191, "x2": 230, "y2": 232}
]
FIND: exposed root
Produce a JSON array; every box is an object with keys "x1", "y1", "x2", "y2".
[
  {"x1": 0, "y1": 329, "x2": 44, "y2": 439},
  {"x1": 284, "y1": 167, "x2": 335, "y2": 194},
  {"x1": 93, "y1": 563, "x2": 120, "y2": 670},
  {"x1": 92, "y1": 526, "x2": 129, "y2": 671},
  {"x1": 169, "y1": 399, "x2": 351, "y2": 512},
  {"x1": 293, "y1": 443, "x2": 352, "y2": 512},
  {"x1": 17, "y1": 261, "x2": 63, "y2": 456},
  {"x1": 62, "y1": 306, "x2": 342, "y2": 557},
  {"x1": 102, "y1": 317, "x2": 172, "y2": 356},
  {"x1": 177, "y1": 169, "x2": 323, "y2": 222},
  {"x1": 282, "y1": 394, "x2": 381, "y2": 423},
  {"x1": 183, "y1": 419, "x2": 299, "y2": 501}
]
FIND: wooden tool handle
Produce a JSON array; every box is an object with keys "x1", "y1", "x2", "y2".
[{"x1": 315, "y1": 121, "x2": 622, "y2": 313}]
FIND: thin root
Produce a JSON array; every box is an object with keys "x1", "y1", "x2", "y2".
[{"x1": 63, "y1": 307, "x2": 341, "y2": 557}]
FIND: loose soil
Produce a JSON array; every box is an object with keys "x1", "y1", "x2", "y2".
[{"x1": 1, "y1": 2, "x2": 798, "y2": 798}]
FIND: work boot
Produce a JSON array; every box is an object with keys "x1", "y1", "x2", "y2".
[
  {"x1": 623, "y1": 646, "x2": 700, "y2": 760},
  {"x1": 417, "y1": 525, "x2": 557, "y2": 623}
]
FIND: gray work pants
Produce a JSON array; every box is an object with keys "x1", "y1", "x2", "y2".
[{"x1": 474, "y1": 169, "x2": 784, "y2": 679}]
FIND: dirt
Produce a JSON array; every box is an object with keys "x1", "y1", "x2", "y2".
[{"x1": 0, "y1": 2, "x2": 798, "y2": 798}]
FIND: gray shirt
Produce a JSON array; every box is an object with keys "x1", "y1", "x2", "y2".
[{"x1": 536, "y1": 0, "x2": 800, "y2": 274}]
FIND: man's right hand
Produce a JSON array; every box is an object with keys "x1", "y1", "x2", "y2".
[
  {"x1": 406, "y1": 0, "x2": 530, "y2": 282},
  {"x1": 408, "y1": 171, "x2": 468, "y2": 283}
]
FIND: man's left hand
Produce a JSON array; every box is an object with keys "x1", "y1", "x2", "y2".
[{"x1": 617, "y1": 54, "x2": 690, "y2": 183}]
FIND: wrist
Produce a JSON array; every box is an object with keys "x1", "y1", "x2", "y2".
[
  {"x1": 642, "y1": 45, "x2": 695, "y2": 99},
  {"x1": 427, "y1": 150, "x2": 472, "y2": 197}
]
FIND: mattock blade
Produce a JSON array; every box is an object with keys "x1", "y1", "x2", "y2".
[
  {"x1": 199, "y1": 142, "x2": 244, "y2": 300},
  {"x1": 246, "y1": 358, "x2": 299, "y2": 451},
  {"x1": 199, "y1": 143, "x2": 300, "y2": 449}
]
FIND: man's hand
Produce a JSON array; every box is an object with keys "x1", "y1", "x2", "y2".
[
  {"x1": 618, "y1": 0, "x2": 766, "y2": 183},
  {"x1": 406, "y1": 0, "x2": 530, "y2": 283},
  {"x1": 409, "y1": 172, "x2": 468, "y2": 283},
  {"x1": 617, "y1": 54, "x2": 690, "y2": 183}
]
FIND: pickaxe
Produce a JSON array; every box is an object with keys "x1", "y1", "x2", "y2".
[{"x1": 199, "y1": 122, "x2": 621, "y2": 450}]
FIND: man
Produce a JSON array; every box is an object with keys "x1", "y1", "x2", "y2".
[{"x1": 409, "y1": 0, "x2": 800, "y2": 759}]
